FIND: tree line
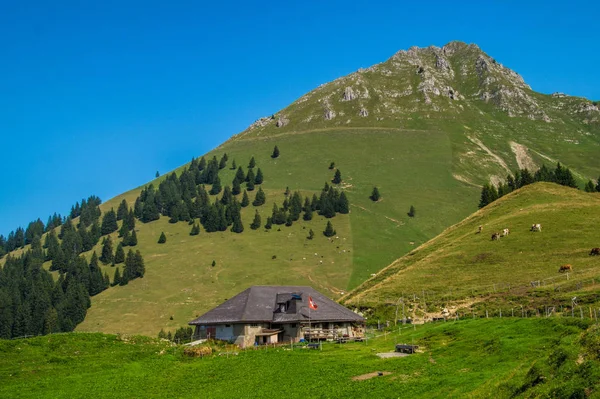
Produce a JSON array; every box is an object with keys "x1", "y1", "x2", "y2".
[{"x1": 479, "y1": 162, "x2": 582, "y2": 208}]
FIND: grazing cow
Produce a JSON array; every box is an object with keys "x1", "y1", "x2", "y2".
[
  {"x1": 558, "y1": 264, "x2": 572, "y2": 273},
  {"x1": 530, "y1": 224, "x2": 542, "y2": 232},
  {"x1": 590, "y1": 248, "x2": 600, "y2": 256},
  {"x1": 477, "y1": 225, "x2": 483, "y2": 234},
  {"x1": 491, "y1": 232, "x2": 500, "y2": 241},
  {"x1": 502, "y1": 228, "x2": 510, "y2": 237}
]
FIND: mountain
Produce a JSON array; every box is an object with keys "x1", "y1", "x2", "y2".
[{"x1": 2, "y1": 41, "x2": 600, "y2": 336}]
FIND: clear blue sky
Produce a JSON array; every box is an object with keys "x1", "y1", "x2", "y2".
[{"x1": 1, "y1": 0, "x2": 598, "y2": 236}]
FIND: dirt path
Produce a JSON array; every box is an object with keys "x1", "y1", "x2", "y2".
[
  {"x1": 351, "y1": 204, "x2": 404, "y2": 227},
  {"x1": 227, "y1": 127, "x2": 432, "y2": 143},
  {"x1": 467, "y1": 135, "x2": 511, "y2": 174}
]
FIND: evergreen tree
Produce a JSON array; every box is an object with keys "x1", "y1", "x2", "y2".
[
  {"x1": 254, "y1": 168, "x2": 264, "y2": 184},
  {"x1": 232, "y1": 179, "x2": 241, "y2": 196},
  {"x1": 252, "y1": 186, "x2": 266, "y2": 206},
  {"x1": 121, "y1": 229, "x2": 131, "y2": 246},
  {"x1": 307, "y1": 229, "x2": 315, "y2": 240},
  {"x1": 250, "y1": 211, "x2": 262, "y2": 230},
  {"x1": 323, "y1": 221, "x2": 336, "y2": 237},
  {"x1": 289, "y1": 192, "x2": 303, "y2": 221},
  {"x1": 370, "y1": 187, "x2": 381, "y2": 201},
  {"x1": 134, "y1": 197, "x2": 143, "y2": 219},
  {"x1": 231, "y1": 214, "x2": 244, "y2": 233},
  {"x1": 554, "y1": 163, "x2": 578, "y2": 188},
  {"x1": 596, "y1": 177, "x2": 600, "y2": 193},
  {"x1": 478, "y1": 183, "x2": 499, "y2": 208},
  {"x1": 158, "y1": 232, "x2": 167, "y2": 244},
  {"x1": 332, "y1": 169, "x2": 342, "y2": 184},
  {"x1": 209, "y1": 176, "x2": 222, "y2": 195},
  {"x1": 128, "y1": 230, "x2": 138, "y2": 246},
  {"x1": 220, "y1": 186, "x2": 233, "y2": 206},
  {"x1": 584, "y1": 180, "x2": 596, "y2": 192},
  {"x1": 329, "y1": 162, "x2": 335, "y2": 170},
  {"x1": 285, "y1": 214, "x2": 293, "y2": 227},
  {"x1": 311, "y1": 194, "x2": 319, "y2": 211},
  {"x1": 114, "y1": 243, "x2": 125, "y2": 264},
  {"x1": 265, "y1": 217, "x2": 273, "y2": 230},
  {"x1": 271, "y1": 145, "x2": 280, "y2": 159},
  {"x1": 198, "y1": 156, "x2": 207, "y2": 171},
  {"x1": 337, "y1": 192, "x2": 350, "y2": 214},
  {"x1": 117, "y1": 199, "x2": 128, "y2": 221},
  {"x1": 112, "y1": 267, "x2": 122, "y2": 286},
  {"x1": 534, "y1": 164, "x2": 554, "y2": 182},
  {"x1": 100, "y1": 209, "x2": 118, "y2": 235},
  {"x1": 520, "y1": 169, "x2": 534, "y2": 187},
  {"x1": 234, "y1": 166, "x2": 245, "y2": 185},
  {"x1": 408, "y1": 205, "x2": 416, "y2": 218},
  {"x1": 241, "y1": 190, "x2": 250, "y2": 207},
  {"x1": 231, "y1": 159, "x2": 237, "y2": 170},
  {"x1": 88, "y1": 252, "x2": 106, "y2": 296},
  {"x1": 248, "y1": 156, "x2": 256, "y2": 169},
  {"x1": 155, "y1": 171, "x2": 160, "y2": 178},
  {"x1": 190, "y1": 224, "x2": 200, "y2": 236},
  {"x1": 246, "y1": 168, "x2": 255, "y2": 184},
  {"x1": 303, "y1": 207, "x2": 313, "y2": 221},
  {"x1": 100, "y1": 236, "x2": 114, "y2": 265},
  {"x1": 219, "y1": 153, "x2": 228, "y2": 169}
]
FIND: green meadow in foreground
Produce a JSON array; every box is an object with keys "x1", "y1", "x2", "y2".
[{"x1": 1, "y1": 318, "x2": 599, "y2": 398}]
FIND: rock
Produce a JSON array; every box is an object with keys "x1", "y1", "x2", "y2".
[
  {"x1": 435, "y1": 55, "x2": 452, "y2": 73},
  {"x1": 342, "y1": 86, "x2": 357, "y2": 101},
  {"x1": 276, "y1": 116, "x2": 289, "y2": 127},
  {"x1": 552, "y1": 92, "x2": 568, "y2": 98},
  {"x1": 324, "y1": 108, "x2": 336, "y2": 120},
  {"x1": 359, "y1": 107, "x2": 368, "y2": 117},
  {"x1": 475, "y1": 55, "x2": 488, "y2": 76}
]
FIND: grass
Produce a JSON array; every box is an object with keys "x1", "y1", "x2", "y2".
[
  {"x1": 343, "y1": 183, "x2": 600, "y2": 309},
  {"x1": 1, "y1": 318, "x2": 599, "y2": 398}
]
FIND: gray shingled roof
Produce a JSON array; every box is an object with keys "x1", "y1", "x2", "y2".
[{"x1": 189, "y1": 286, "x2": 364, "y2": 325}]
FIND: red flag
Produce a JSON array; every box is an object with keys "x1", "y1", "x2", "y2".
[{"x1": 309, "y1": 296, "x2": 318, "y2": 310}]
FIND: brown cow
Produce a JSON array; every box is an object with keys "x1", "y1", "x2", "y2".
[
  {"x1": 558, "y1": 264, "x2": 573, "y2": 273},
  {"x1": 590, "y1": 248, "x2": 600, "y2": 256}
]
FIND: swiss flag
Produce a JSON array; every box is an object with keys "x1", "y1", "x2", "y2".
[{"x1": 309, "y1": 296, "x2": 318, "y2": 310}]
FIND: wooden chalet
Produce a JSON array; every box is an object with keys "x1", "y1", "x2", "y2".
[{"x1": 188, "y1": 286, "x2": 365, "y2": 347}]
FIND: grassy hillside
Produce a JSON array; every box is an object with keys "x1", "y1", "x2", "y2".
[
  {"x1": 3, "y1": 42, "x2": 600, "y2": 336},
  {"x1": 343, "y1": 183, "x2": 600, "y2": 310},
  {"x1": 2, "y1": 318, "x2": 599, "y2": 398}
]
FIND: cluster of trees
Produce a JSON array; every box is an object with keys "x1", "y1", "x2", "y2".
[
  {"x1": 0, "y1": 239, "x2": 100, "y2": 338},
  {"x1": 584, "y1": 177, "x2": 600, "y2": 193},
  {"x1": 0, "y1": 195, "x2": 102, "y2": 257},
  {"x1": 158, "y1": 326, "x2": 194, "y2": 343},
  {"x1": 479, "y1": 163, "x2": 580, "y2": 208},
  {"x1": 134, "y1": 154, "x2": 268, "y2": 234},
  {"x1": 265, "y1": 183, "x2": 349, "y2": 229},
  {"x1": 112, "y1": 250, "x2": 145, "y2": 286}
]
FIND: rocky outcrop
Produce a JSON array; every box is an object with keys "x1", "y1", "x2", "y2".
[
  {"x1": 359, "y1": 107, "x2": 368, "y2": 117},
  {"x1": 342, "y1": 86, "x2": 357, "y2": 101},
  {"x1": 276, "y1": 116, "x2": 289, "y2": 127},
  {"x1": 324, "y1": 108, "x2": 336, "y2": 120}
]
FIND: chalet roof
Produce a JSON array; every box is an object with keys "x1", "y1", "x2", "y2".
[{"x1": 189, "y1": 286, "x2": 364, "y2": 325}]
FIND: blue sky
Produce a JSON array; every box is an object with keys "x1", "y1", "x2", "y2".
[{"x1": 0, "y1": 0, "x2": 598, "y2": 235}]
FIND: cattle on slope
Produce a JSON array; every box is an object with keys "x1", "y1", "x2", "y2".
[
  {"x1": 491, "y1": 232, "x2": 500, "y2": 241},
  {"x1": 590, "y1": 248, "x2": 600, "y2": 256},
  {"x1": 558, "y1": 264, "x2": 572, "y2": 273},
  {"x1": 530, "y1": 224, "x2": 542, "y2": 232}
]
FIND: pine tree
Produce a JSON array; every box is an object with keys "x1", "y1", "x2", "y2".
[
  {"x1": 209, "y1": 176, "x2": 222, "y2": 195},
  {"x1": 271, "y1": 145, "x2": 280, "y2": 159},
  {"x1": 241, "y1": 190, "x2": 250, "y2": 207},
  {"x1": 408, "y1": 205, "x2": 416, "y2": 218},
  {"x1": 100, "y1": 209, "x2": 118, "y2": 235},
  {"x1": 478, "y1": 183, "x2": 499, "y2": 208},
  {"x1": 232, "y1": 179, "x2": 241, "y2": 196},
  {"x1": 100, "y1": 235, "x2": 114, "y2": 265},
  {"x1": 285, "y1": 214, "x2": 293, "y2": 227},
  {"x1": 231, "y1": 160, "x2": 237, "y2": 170},
  {"x1": 289, "y1": 192, "x2": 303, "y2": 221},
  {"x1": 248, "y1": 156, "x2": 256, "y2": 169},
  {"x1": 323, "y1": 221, "x2": 336, "y2": 237},
  {"x1": 190, "y1": 224, "x2": 200, "y2": 236},
  {"x1": 584, "y1": 180, "x2": 596, "y2": 192},
  {"x1": 117, "y1": 199, "x2": 128, "y2": 221},
  {"x1": 158, "y1": 232, "x2": 167, "y2": 244},
  {"x1": 88, "y1": 252, "x2": 105, "y2": 296},
  {"x1": 370, "y1": 187, "x2": 381, "y2": 201},
  {"x1": 234, "y1": 166, "x2": 246, "y2": 185},
  {"x1": 332, "y1": 170, "x2": 342, "y2": 184},
  {"x1": 307, "y1": 229, "x2": 315, "y2": 240},
  {"x1": 114, "y1": 243, "x2": 125, "y2": 264},
  {"x1": 220, "y1": 186, "x2": 233, "y2": 205},
  {"x1": 246, "y1": 168, "x2": 255, "y2": 183},
  {"x1": 219, "y1": 153, "x2": 228, "y2": 169},
  {"x1": 329, "y1": 162, "x2": 335, "y2": 170},
  {"x1": 596, "y1": 177, "x2": 600, "y2": 192},
  {"x1": 231, "y1": 214, "x2": 244, "y2": 233},
  {"x1": 250, "y1": 211, "x2": 261, "y2": 230},
  {"x1": 112, "y1": 268, "x2": 122, "y2": 286},
  {"x1": 254, "y1": 168, "x2": 264, "y2": 184},
  {"x1": 303, "y1": 207, "x2": 313, "y2": 221},
  {"x1": 155, "y1": 171, "x2": 160, "y2": 178},
  {"x1": 265, "y1": 217, "x2": 273, "y2": 230},
  {"x1": 337, "y1": 192, "x2": 349, "y2": 214},
  {"x1": 252, "y1": 187, "x2": 266, "y2": 206},
  {"x1": 128, "y1": 230, "x2": 138, "y2": 246}
]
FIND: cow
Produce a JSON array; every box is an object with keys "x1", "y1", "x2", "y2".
[
  {"x1": 477, "y1": 225, "x2": 483, "y2": 234},
  {"x1": 530, "y1": 224, "x2": 542, "y2": 232},
  {"x1": 491, "y1": 232, "x2": 500, "y2": 241},
  {"x1": 502, "y1": 228, "x2": 510, "y2": 237},
  {"x1": 590, "y1": 248, "x2": 600, "y2": 256},
  {"x1": 558, "y1": 264, "x2": 572, "y2": 273}
]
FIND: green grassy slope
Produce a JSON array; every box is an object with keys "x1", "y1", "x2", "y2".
[
  {"x1": 343, "y1": 183, "x2": 600, "y2": 308},
  {"x1": 3, "y1": 42, "x2": 600, "y2": 336},
  {"x1": 2, "y1": 318, "x2": 599, "y2": 398}
]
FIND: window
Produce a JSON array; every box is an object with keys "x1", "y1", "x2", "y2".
[
  {"x1": 250, "y1": 323, "x2": 259, "y2": 327},
  {"x1": 291, "y1": 323, "x2": 297, "y2": 328},
  {"x1": 225, "y1": 324, "x2": 231, "y2": 327}
]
